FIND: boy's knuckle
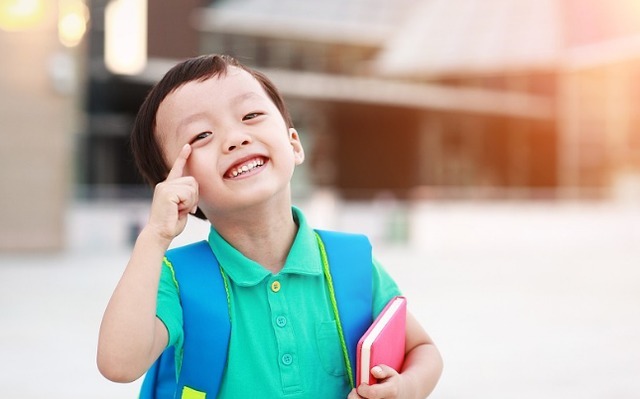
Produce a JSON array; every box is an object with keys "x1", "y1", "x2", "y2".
[
  {"x1": 154, "y1": 182, "x2": 169, "y2": 194},
  {"x1": 361, "y1": 385, "x2": 376, "y2": 397}
]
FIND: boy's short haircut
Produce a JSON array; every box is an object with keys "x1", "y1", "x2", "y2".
[{"x1": 130, "y1": 54, "x2": 294, "y2": 219}]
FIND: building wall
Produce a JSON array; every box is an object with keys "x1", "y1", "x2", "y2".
[
  {"x1": 415, "y1": 112, "x2": 557, "y2": 197},
  {"x1": 329, "y1": 103, "x2": 421, "y2": 199},
  {"x1": 148, "y1": 0, "x2": 200, "y2": 59},
  {"x1": 0, "y1": 13, "x2": 76, "y2": 251},
  {"x1": 558, "y1": 60, "x2": 640, "y2": 197}
]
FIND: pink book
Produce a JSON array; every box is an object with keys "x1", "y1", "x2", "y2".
[{"x1": 356, "y1": 296, "x2": 407, "y2": 386}]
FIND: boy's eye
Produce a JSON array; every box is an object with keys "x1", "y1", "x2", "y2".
[
  {"x1": 243, "y1": 112, "x2": 262, "y2": 121},
  {"x1": 190, "y1": 131, "x2": 212, "y2": 144}
]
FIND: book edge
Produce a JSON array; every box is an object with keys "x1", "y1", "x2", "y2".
[{"x1": 359, "y1": 297, "x2": 406, "y2": 385}]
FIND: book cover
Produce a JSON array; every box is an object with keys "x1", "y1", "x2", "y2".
[{"x1": 356, "y1": 296, "x2": 407, "y2": 386}]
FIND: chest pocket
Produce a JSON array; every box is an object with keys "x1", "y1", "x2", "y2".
[{"x1": 316, "y1": 320, "x2": 347, "y2": 377}]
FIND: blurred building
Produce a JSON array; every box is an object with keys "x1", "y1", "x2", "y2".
[
  {"x1": 80, "y1": 0, "x2": 640, "y2": 202},
  {"x1": 376, "y1": 0, "x2": 640, "y2": 200}
]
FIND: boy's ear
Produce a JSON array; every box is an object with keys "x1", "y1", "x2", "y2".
[{"x1": 289, "y1": 128, "x2": 305, "y2": 165}]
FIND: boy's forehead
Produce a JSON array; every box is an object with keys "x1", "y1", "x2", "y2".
[
  {"x1": 165, "y1": 67, "x2": 265, "y2": 105},
  {"x1": 195, "y1": 67, "x2": 256, "y2": 90}
]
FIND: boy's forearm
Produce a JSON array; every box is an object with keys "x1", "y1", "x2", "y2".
[
  {"x1": 97, "y1": 227, "x2": 171, "y2": 382},
  {"x1": 401, "y1": 343, "x2": 443, "y2": 398}
]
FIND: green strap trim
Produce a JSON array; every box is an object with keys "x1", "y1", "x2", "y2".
[
  {"x1": 219, "y1": 265, "x2": 231, "y2": 317},
  {"x1": 315, "y1": 232, "x2": 355, "y2": 389},
  {"x1": 163, "y1": 257, "x2": 180, "y2": 295}
]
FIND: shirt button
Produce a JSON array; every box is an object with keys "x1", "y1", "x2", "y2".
[
  {"x1": 271, "y1": 280, "x2": 281, "y2": 293},
  {"x1": 276, "y1": 316, "x2": 287, "y2": 327},
  {"x1": 281, "y1": 354, "x2": 293, "y2": 365}
]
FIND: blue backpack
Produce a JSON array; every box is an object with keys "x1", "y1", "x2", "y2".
[{"x1": 139, "y1": 230, "x2": 374, "y2": 399}]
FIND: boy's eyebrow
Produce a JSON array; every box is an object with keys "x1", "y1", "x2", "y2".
[
  {"x1": 176, "y1": 111, "x2": 210, "y2": 134},
  {"x1": 230, "y1": 91, "x2": 263, "y2": 105}
]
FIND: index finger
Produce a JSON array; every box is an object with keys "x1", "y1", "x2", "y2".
[{"x1": 166, "y1": 144, "x2": 192, "y2": 180}]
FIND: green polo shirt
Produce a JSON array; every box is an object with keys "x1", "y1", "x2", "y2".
[{"x1": 156, "y1": 207, "x2": 401, "y2": 398}]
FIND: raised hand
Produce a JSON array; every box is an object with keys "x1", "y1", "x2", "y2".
[
  {"x1": 97, "y1": 144, "x2": 198, "y2": 383},
  {"x1": 146, "y1": 144, "x2": 199, "y2": 243}
]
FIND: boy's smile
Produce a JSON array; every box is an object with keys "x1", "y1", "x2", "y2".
[
  {"x1": 224, "y1": 156, "x2": 267, "y2": 179},
  {"x1": 155, "y1": 67, "x2": 304, "y2": 217}
]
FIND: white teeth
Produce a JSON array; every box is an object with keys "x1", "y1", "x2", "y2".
[{"x1": 229, "y1": 158, "x2": 264, "y2": 178}]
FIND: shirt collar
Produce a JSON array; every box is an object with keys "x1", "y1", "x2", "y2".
[{"x1": 207, "y1": 206, "x2": 322, "y2": 287}]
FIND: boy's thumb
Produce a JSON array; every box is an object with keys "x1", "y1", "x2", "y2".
[
  {"x1": 371, "y1": 364, "x2": 398, "y2": 379},
  {"x1": 371, "y1": 366, "x2": 385, "y2": 377}
]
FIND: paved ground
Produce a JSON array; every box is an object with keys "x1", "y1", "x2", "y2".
[{"x1": 1, "y1": 200, "x2": 639, "y2": 398}]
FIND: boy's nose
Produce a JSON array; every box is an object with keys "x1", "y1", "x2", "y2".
[
  {"x1": 227, "y1": 139, "x2": 250, "y2": 152},
  {"x1": 224, "y1": 132, "x2": 252, "y2": 152}
]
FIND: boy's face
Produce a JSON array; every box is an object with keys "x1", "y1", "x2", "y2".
[{"x1": 155, "y1": 67, "x2": 305, "y2": 216}]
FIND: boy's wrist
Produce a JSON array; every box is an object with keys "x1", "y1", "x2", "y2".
[{"x1": 138, "y1": 225, "x2": 174, "y2": 251}]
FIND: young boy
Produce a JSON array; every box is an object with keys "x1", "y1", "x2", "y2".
[{"x1": 97, "y1": 54, "x2": 442, "y2": 398}]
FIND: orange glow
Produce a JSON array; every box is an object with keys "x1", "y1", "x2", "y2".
[
  {"x1": 104, "y1": 0, "x2": 147, "y2": 75},
  {"x1": 0, "y1": 0, "x2": 47, "y2": 31},
  {"x1": 58, "y1": 0, "x2": 89, "y2": 47}
]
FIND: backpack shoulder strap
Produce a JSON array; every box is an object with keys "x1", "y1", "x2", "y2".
[
  {"x1": 139, "y1": 344, "x2": 177, "y2": 399},
  {"x1": 171, "y1": 240, "x2": 231, "y2": 398},
  {"x1": 139, "y1": 240, "x2": 230, "y2": 399},
  {"x1": 315, "y1": 229, "x2": 374, "y2": 385}
]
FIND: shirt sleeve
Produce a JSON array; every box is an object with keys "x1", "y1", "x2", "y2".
[
  {"x1": 371, "y1": 256, "x2": 403, "y2": 318},
  {"x1": 157, "y1": 258, "x2": 184, "y2": 349}
]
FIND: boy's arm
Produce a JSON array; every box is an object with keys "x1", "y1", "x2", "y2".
[
  {"x1": 97, "y1": 229, "x2": 172, "y2": 382},
  {"x1": 97, "y1": 144, "x2": 198, "y2": 383},
  {"x1": 349, "y1": 311, "x2": 443, "y2": 399}
]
